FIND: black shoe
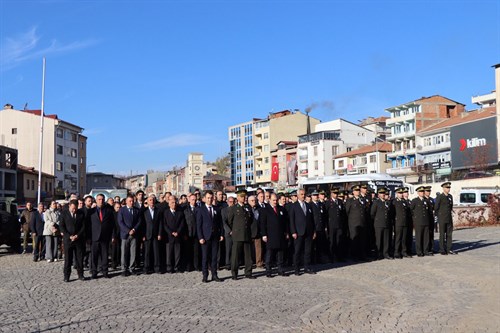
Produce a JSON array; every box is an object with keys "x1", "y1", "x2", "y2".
[
  {"x1": 394, "y1": 255, "x2": 402, "y2": 259},
  {"x1": 449, "y1": 250, "x2": 458, "y2": 255},
  {"x1": 78, "y1": 276, "x2": 85, "y2": 281},
  {"x1": 33, "y1": 257, "x2": 38, "y2": 262},
  {"x1": 384, "y1": 256, "x2": 394, "y2": 260},
  {"x1": 425, "y1": 252, "x2": 434, "y2": 256},
  {"x1": 294, "y1": 270, "x2": 300, "y2": 276},
  {"x1": 122, "y1": 271, "x2": 131, "y2": 277},
  {"x1": 103, "y1": 274, "x2": 111, "y2": 279},
  {"x1": 202, "y1": 277, "x2": 209, "y2": 283},
  {"x1": 231, "y1": 276, "x2": 238, "y2": 280},
  {"x1": 304, "y1": 269, "x2": 316, "y2": 275},
  {"x1": 441, "y1": 252, "x2": 448, "y2": 255},
  {"x1": 64, "y1": 277, "x2": 69, "y2": 282},
  {"x1": 417, "y1": 254, "x2": 424, "y2": 257},
  {"x1": 266, "y1": 272, "x2": 273, "y2": 278},
  {"x1": 91, "y1": 273, "x2": 98, "y2": 279},
  {"x1": 278, "y1": 271, "x2": 288, "y2": 277},
  {"x1": 246, "y1": 275, "x2": 257, "y2": 279},
  {"x1": 212, "y1": 276, "x2": 223, "y2": 282}
]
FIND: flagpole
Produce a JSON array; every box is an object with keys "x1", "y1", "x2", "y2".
[{"x1": 37, "y1": 57, "x2": 46, "y2": 204}]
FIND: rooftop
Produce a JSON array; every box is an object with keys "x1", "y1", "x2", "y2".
[{"x1": 418, "y1": 107, "x2": 496, "y2": 135}]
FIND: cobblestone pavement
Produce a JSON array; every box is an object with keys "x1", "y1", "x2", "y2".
[{"x1": 0, "y1": 227, "x2": 499, "y2": 333}]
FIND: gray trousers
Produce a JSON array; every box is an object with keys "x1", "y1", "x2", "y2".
[
  {"x1": 121, "y1": 236, "x2": 137, "y2": 272},
  {"x1": 45, "y1": 236, "x2": 58, "y2": 260}
]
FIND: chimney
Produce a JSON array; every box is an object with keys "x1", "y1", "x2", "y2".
[
  {"x1": 306, "y1": 110, "x2": 311, "y2": 135},
  {"x1": 3, "y1": 103, "x2": 13, "y2": 110}
]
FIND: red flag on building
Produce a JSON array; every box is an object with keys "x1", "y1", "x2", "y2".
[{"x1": 271, "y1": 163, "x2": 279, "y2": 181}]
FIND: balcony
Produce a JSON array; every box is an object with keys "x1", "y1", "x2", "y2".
[
  {"x1": 386, "y1": 113, "x2": 416, "y2": 126},
  {"x1": 387, "y1": 148, "x2": 416, "y2": 159},
  {"x1": 386, "y1": 166, "x2": 415, "y2": 175},
  {"x1": 387, "y1": 131, "x2": 415, "y2": 141},
  {"x1": 298, "y1": 154, "x2": 308, "y2": 162},
  {"x1": 418, "y1": 142, "x2": 450, "y2": 154}
]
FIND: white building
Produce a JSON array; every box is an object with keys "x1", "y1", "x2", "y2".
[
  {"x1": 0, "y1": 104, "x2": 87, "y2": 196},
  {"x1": 297, "y1": 119, "x2": 375, "y2": 183},
  {"x1": 333, "y1": 142, "x2": 392, "y2": 175},
  {"x1": 185, "y1": 152, "x2": 204, "y2": 192}
]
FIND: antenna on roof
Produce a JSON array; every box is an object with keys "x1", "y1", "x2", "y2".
[{"x1": 23, "y1": 103, "x2": 28, "y2": 110}]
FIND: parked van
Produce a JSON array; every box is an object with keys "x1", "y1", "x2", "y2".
[{"x1": 457, "y1": 187, "x2": 498, "y2": 206}]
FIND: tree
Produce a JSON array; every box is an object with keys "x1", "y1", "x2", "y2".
[{"x1": 213, "y1": 154, "x2": 230, "y2": 177}]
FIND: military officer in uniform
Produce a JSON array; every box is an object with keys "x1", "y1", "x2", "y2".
[
  {"x1": 424, "y1": 186, "x2": 435, "y2": 254},
  {"x1": 310, "y1": 190, "x2": 329, "y2": 264},
  {"x1": 227, "y1": 190, "x2": 255, "y2": 280},
  {"x1": 410, "y1": 186, "x2": 432, "y2": 257},
  {"x1": 402, "y1": 187, "x2": 414, "y2": 255},
  {"x1": 434, "y1": 182, "x2": 456, "y2": 255},
  {"x1": 392, "y1": 187, "x2": 411, "y2": 258},
  {"x1": 346, "y1": 185, "x2": 367, "y2": 261},
  {"x1": 371, "y1": 188, "x2": 393, "y2": 260},
  {"x1": 326, "y1": 188, "x2": 346, "y2": 262}
]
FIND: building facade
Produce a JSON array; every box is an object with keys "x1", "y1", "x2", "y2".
[
  {"x1": 86, "y1": 172, "x2": 125, "y2": 194},
  {"x1": 385, "y1": 95, "x2": 466, "y2": 183},
  {"x1": 270, "y1": 141, "x2": 298, "y2": 190},
  {"x1": 297, "y1": 119, "x2": 375, "y2": 183},
  {"x1": 0, "y1": 145, "x2": 17, "y2": 199},
  {"x1": 229, "y1": 110, "x2": 320, "y2": 188},
  {"x1": 333, "y1": 142, "x2": 392, "y2": 175},
  {"x1": 17, "y1": 164, "x2": 55, "y2": 204},
  {"x1": 0, "y1": 105, "x2": 87, "y2": 197},
  {"x1": 185, "y1": 153, "x2": 204, "y2": 192}
]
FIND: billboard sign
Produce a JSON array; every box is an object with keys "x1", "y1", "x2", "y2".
[{"x1": 450, "y1": 117, "x2": 498, "y2": 169}]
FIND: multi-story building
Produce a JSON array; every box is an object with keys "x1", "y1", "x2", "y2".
[
  {"x1": 229, "y1": 110, "x2": 320, "y2": 188},
  {"x1": 185, "y1": 153, "x2": 204, "y2": 192},
  {"x1": 0, "y1": 104, "x2": 87, "y2": 197},
  {"x1": 385, "y1": 95, "x2": 465, "y2": 183},
  {"x1": 124, "y1": 174, "x2": 146, "y2": 194},
  {"x1": 0, "y1": 145, "x2": 17, "y2": 199},
  {"x1": 17, "y1": 164, "x2": 55, "y2": 204},
  {"x1": 86, "y1": 172, "x2": 125, "y2": 193},
  {"x1": 270, "y1": 141, "x2": 298, "y2": 190},
  {"x1": 297, "y1": 119, "x2": 375, "y2": 183},
  {"x1": 359, "y1": 116, "x2": 390, "y2": 141},
  {"x1": 333, "y1": 142, "x2": 392, "y2": 175}
]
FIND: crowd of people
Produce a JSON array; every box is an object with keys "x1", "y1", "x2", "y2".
[{"x1": 19, "y1": 182, "x2": 455, "y2": 283}]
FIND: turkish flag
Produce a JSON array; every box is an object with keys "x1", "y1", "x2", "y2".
[{"x1": 271, "y1": 163, "x2": 279, "y2": 181}]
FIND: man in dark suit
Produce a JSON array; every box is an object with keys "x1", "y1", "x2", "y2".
[
  {"x1": 89, "y1": 194, "x2": 115, "y2": 278},
  {"x1": 424, "y1": 186, "x2": 435, "y2": 254},
  {"x1": 221, "y1": 196, "x2": 235, "y2": 270},
  {"x1": 326, "y1": 188, "x2": 347, "y2": 262},
  {"x1": 289, "y1": 189, "x2": 317, "y2": 275},
  {"x1": 142, "y1": 194, "x2": 162, "y2": 274},
  {"x1": 59, "y1": 200, "x2": 86, "y2": 282},
  {"x1": 117, "y1": 195, "x2": 142, "y2": 276},
  {"x1": 434, "y1": 182, "x2": 456, "y2": 255},
  {"x1": 310, "y1": 190, "x2": 329, "y2": 264},
  {"x1": 163, "y1": 196, "x2": 186, "y2": 273},
  {"x1": 30, "y1": 202, "x2": 46, "y2": 262},
  {"x1": 183, "y1": 193, "x2": 200, "y2": 272},
  {"x1": 227, "y1": 190, "x2": 254, "y2": 280},
  {"x1": 196, "y1": 190, "x2": 224, "y2": 283},
  {"x1": 260, "y1": 193, "x2": 289, "y2": 277},
  {"x1": 410, "y1": 186, "x2": 431, "y2": 257}
]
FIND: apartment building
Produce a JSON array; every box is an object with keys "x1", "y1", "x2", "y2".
[
  {"x1": 385, "y1": 95, "x2": 465, "y2": 183},
  {"x1": 270, "y1": 141, "x2": 298, "y2": 190},
  {"x1": 0, "y1": 104, "x2": 87, "y2": 197},
  {"x1": 333, "y1": 142, "x2": 392, "y2": 175},
  {"x1": 297, "y1": 119, "x2": 375, "y2": 183},
  {"x1": 229, "y1": 110, "x2": 320, "y2": 188}
]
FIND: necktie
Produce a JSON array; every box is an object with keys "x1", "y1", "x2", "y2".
[
  {"x1": 273, "y1": 206, "x2": 277, "y2": 214},
  {"x1": 301, "y1": 201, "x2": 306, "y2": 214},
  {"x1": 208, "y1": 206, "x2": 213, "y2": 218},
  {"x1": 99, "y1": 208, "x2": 103, "y2": 222}
]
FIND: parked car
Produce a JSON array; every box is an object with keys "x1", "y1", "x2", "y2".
[
  {"x1": 462, "y1": 171, "x2": 494, "y2": 180},
  {"x1": 457, "y1": 188, "x2": 497, "y2": 206}
]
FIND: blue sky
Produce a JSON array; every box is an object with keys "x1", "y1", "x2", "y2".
[{"x1": 1, "y1": 0, "x2": 499, "y2": 175}]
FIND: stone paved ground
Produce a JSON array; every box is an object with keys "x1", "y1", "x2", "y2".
[{"x1": 0, "y1": 227, "x2": 499, "y2": 333}]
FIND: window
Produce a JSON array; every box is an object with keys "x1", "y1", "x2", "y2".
[
  {"x1": 263, "y1": 145, "x2": 269, "y2": 152},
  {"x1": 49, "y1": 182, "x2": 52, "y2": 193},
  {"x1": 56, "y1": 161, "x2": 63, "y2": 171},
  {"x1": 11, "y1": 128, "x2": 17, "y2": 134},
  {"x1": 56, "y1": 128, "x2": 64, "y2": 138},
  {"x1": 313, "y1": 146, "x2": 318, "y2": 157},
  {"x1": 369, "y1": 155, "x2": 376, "y2": 163},
  {"x1": 70, "y1": 148, "x2": 77, "y2": 158},
  {"x1": 31, "y1": 180, "x2": 35, "y2": 190},
  {"x1": 57, "y1": 181, "x2": 63, "y2": 189},
  {"x1": 314, "y1": 160, "x2": 318, "y2": 170},
  {"x1": 263, "y1": 132, "x2": 269, "y2": 139},
  {"x1": 26, "y1": 179, "x2": 30, "y2": 190},
  {"x1": 460, "y1": 193, "x2": 476, "y2": 203},
  {"x1": 481, "y1": 193, "x2": 491, "y2": 203},
  {"x1": 338, "y1": 160, "x2": 344, "y2": 168},
  {"x1": 57, "y1": 145, "x2": 63, "y2": 155},
  {"x1": 65, "y1": 131, "x2": 77, "y2": 142},
  {"x1": 347, "y1": 147, "x2": 352, "y2": 152},
  {"x1": 332, "y1": 145, "x2": 339, "y2": 156}
]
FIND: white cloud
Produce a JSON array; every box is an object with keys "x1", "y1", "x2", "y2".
[
  {"x1": 135, "y1": 133, "x2": 223, "y2": 151},
  {"x1": 0, "y1": 26, "x2": 98, "y2": 71}
]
